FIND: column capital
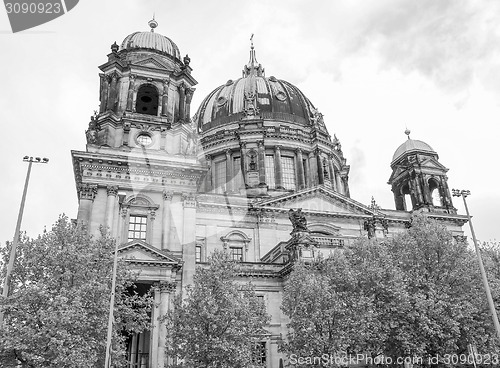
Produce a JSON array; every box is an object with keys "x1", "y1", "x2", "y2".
[
  {"x1": 295, "y1": 147, "x2": 303, "y2": 154},
  {"x1": 129, "y1": 73, "x2": 136, "y2": 81},
  {"x1": 182, "y1": 192, "x2": 197, "y2": 208},
  {"x1": 162, "y1": 190, "x2": 174, "y2": 201},
  {"x1": 78, "y1": 183, "x2": 98, "y2": 201},
  {"x1": 159, "y1": 281, "x2": 177, "y2": 293},
  {"x1": 225, "y1": 149, "x2": 232, "y2": 157},
  {"x1": 205, "y1": 154, "x2": 212, "y2": 162},
  {"x1": 257, "y1": 140, "x2": 265, "y2": 147},
  {"x1": 106, "y1": 185, "x2": 119, "y2": 196},
  {"x1": 275, "y1": 145, "x2": 281, "y2": 152}
]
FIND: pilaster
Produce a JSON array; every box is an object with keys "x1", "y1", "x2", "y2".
[
  {"x1": 162, "y1": 191, "x2": 174, "y2": 250},
  {"x1": 77, "y1": 183, "x2": 97, "y2": 227},
  {"x1": 181, "y1": 193, "x2": 197, "y2": 288}
]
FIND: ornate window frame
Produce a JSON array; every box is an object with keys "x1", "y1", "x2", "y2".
[
  {"x1": 121, "y1": 194, "x2": 159, "y2": 244},
  {"x1": 220, "y1": 230, "x2": 252, "y2": 262}
]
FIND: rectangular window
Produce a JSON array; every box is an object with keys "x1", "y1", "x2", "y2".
[
  {"x1": 252, "y1": 341, "x2": 267, "y2": 365},
  {"x1": 233, "y1": 157, "x2": 243, "y2": 191},
  {"x1": 281, "y1": 156, "x2": 296, "y2": 190},
  {"x1": 230, "y1": 247, "x2": 243, "y2": 262},
  {"x1": 195, "y1": 245, "x2": 202, "y2": 263},
  {"x1": 214, "y1": 160, "x2": 226, "y2": 194},
  {"x1": 128, "y1": 215, "x2": 147, "y2": 241},
  {"x1": 264, "y1": 155, "x2": 275, "y2": 189}
]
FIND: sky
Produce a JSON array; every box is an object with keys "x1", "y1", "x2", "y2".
[{"x1": 1, "y1": 0, "x2": 499, "y2": 247}]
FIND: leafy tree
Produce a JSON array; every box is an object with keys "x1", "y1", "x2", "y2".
[
  {"x1": 281, "y1": 214, "x2": 498, "y2": 366},
  {"x1": 165, "y1": 250, "x2": 270, "y2": 368},
  {"x1": 386, "y1": 215, "x2": 497, "y2": 358},
  {"x1": 0, "y1": 215, "x2": 152, "y2": 368}
]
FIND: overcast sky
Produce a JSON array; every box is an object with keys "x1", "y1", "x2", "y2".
[{"x1": 1, "y1": 0, "x2": 499, "y2": 246}]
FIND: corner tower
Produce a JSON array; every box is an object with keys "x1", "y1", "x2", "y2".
[{"x1": 388, "y1": 130, "x2": 455, "y2": 214}]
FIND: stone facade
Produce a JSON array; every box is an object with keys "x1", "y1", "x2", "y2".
[{"x1": 71, "y1": 21, "x2": 468, "y2": 368}]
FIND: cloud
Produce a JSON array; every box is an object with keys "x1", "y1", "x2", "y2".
[{"x1": 350, "y1": 0, "x2": 500, "y2": 94}]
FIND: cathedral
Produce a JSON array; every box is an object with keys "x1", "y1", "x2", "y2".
[{"x1": 71, "y1": 19, "x2": 468, "y2": 368}]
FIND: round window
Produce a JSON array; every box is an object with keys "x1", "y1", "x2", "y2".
[{"x1": 137, "y1": 134, "x2": 152, "y2": 146}]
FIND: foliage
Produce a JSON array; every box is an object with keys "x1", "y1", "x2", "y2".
[
  {"x1": 165, "y1": 250, "x2": 270, "y2": 368},
  {"x1": 0, "y1": 215, "x2": 152, "y2": 368},
  {"x1": 281, "y1": 214, "x2": 498, "y2": 366}
]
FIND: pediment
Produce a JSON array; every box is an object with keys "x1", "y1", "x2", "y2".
[
  {"x1": 419, "y1": 157, "x2": 448, "y2": 171},
  {"x1": 118, "y1": 240, "x2": 181, "y2": 265},
  {"x1": 134, "y1": 57, "x2": 170, "y2": 70},
  {"x1": 257, "y1": 186, "x2": 377, "y2": 216}
]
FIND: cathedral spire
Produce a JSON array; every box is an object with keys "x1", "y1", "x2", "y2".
[{"x1": 242, "y1": 34, "x2": 265, "y2": 77}]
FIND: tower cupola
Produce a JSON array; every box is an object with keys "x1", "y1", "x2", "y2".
[{"x1": 388, "y1": 130, "x2": 455, "y2": 214}]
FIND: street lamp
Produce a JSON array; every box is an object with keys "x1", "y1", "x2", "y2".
[
  {"x1": 452, "y1": 189, "x2": 500, "y2": 341},
  {"x1": 1, "y1": 156, "x2": 49, "y2": 327}
]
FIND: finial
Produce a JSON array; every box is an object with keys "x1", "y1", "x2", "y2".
[
  {"x1": 242, "y1": 34, "x2": 265, "y2": 77},
  {"x1": 404, "y1": 128, "x2": 411, "y2": 139},
  {"x1": 148, "y1": 16, "x2": 158, "y2": 32},
  {"x1": 110, "y1": 41, "x2": 119, "y2": 53}
]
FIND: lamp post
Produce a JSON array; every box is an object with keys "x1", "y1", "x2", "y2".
[
  {"x1": 452, "y1": 189, "x2": 500, "y2": 341},
  {"x1": 1, "y1": 156, "x2": 49, "y2": 327}
]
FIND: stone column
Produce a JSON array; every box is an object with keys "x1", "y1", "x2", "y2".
[
  {"x1": 161, "y1": 78, "x2": 170, "y2": 117},
  {"x1": 225, "y1": 150, "x2": 233, "y2": 193},
  {"x1": 182, "y1": 193, "x2": 197, "y2": 289},
  {"x1": 205, "y1": 155, "x2": 213, "y2": 192},
  {"x1": 76, "y1": 183, "x2": 97, "y2": 227},
  {"x1": 257, "y1": 140, "x2": 266, "y2": 185},
  {"x1": 178, "y1": 83, "x2": 186, "y2": 122},
  {"x1": 106, "y1": 72, "x2": 119, "y2": 112},
  {"x1": 274, "y1": 145, "x2": 283, "y2": 189},
  {"x1": 99, "y1": 74, "x2": 109, "y2": 113},
  {"x1": 316, "y1": 151, "x2": 324, "y2": 185},
  {"x1": 309, "y1": 152, "x2": 317, "y2": 186},
  {"x1": 295, "y1": 148, "x2": 305, "y2": 189},
  {"x1": 240, "y1": 142, "x2": 247, "y2": 187},
  {"x1": 126, "y1": 74, "x2": 136, "y2": 111},
  {"x1": 157, "y1": 281, "x2": 176, "y2": 367},
  {"x1": 162, "y1": 191, "x2": 173, "y2": 250},
  {"x1": 150, "y1": 283, "x2": 161, "y2": 368},
  {"x1": 105, "y1": 185, "x2": 118, "y2": 232},
  {"x1": 185, "y1": 87, "x2": 195, "y2": 120}
]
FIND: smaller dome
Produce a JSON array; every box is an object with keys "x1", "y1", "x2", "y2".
[
  {"x1": 392, "y1": 138, "x2": 436, "y2": 163},
  {"x1": 120, "y1": 21, "x2": 181, "y2": 60}
]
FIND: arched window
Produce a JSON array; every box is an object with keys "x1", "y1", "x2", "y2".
[
  {"x1": 429, "y1": 178, "x2": 442, "y2": 206},
  {"x1": 136, "y1": 84, "x2": 159, "y2": 116},
  {"x1": 122, "y1": 195, "x2": 159, "y2": 243},
  {"x1": 220, "y1": 231, "x2": 251, "y2": 262},
  {"x1": 401, "y1": 183, "x2": 412, "y2": 211}
]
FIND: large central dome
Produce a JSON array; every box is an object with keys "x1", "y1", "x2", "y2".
[{"x1": 196, "y1": 44, "x2": 319, "y2": 132}]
